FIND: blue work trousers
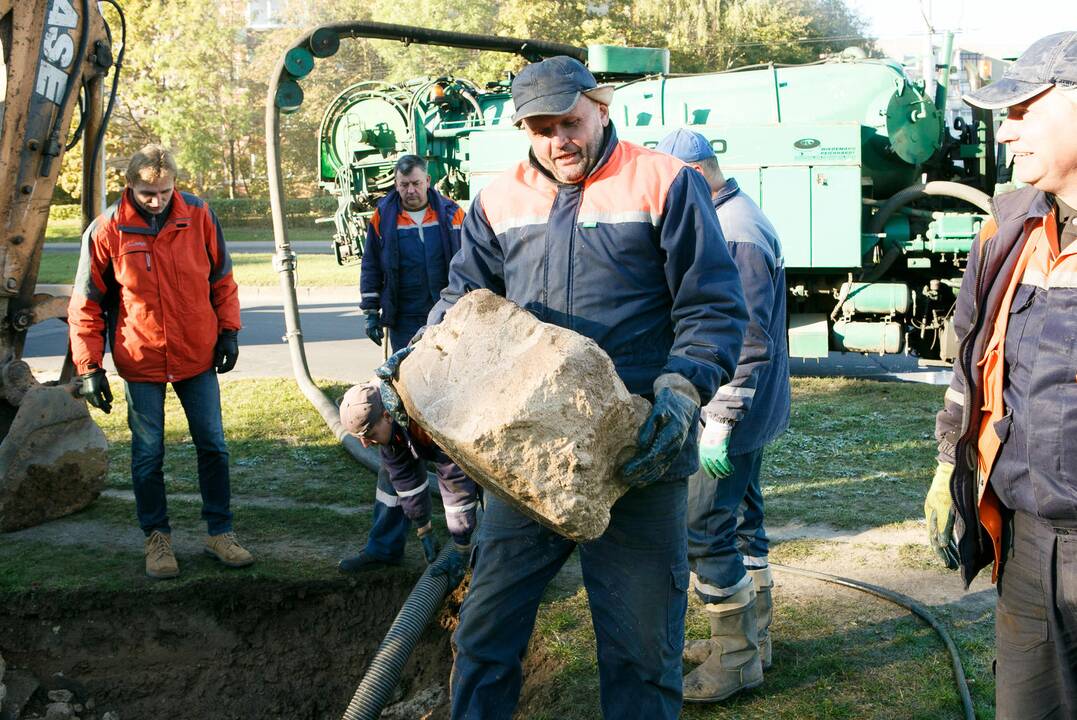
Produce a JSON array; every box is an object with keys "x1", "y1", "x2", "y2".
[
  {"x1": 687, "y1": 446, "x2": 768, "y2": 602},
  {"x1": 125, "y1": 369, "x2": 232, "y2": 537},
  {"x1": 363, "y1": 315, "x2": 426, "y2": 560},
  {"x1": 451, "y1": 478, "x2": 689, "y2": 720}
]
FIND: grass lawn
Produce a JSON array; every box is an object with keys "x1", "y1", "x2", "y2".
[
  {"x1": 1, "y1": 376, "x2": 995, "y2": 718},
  {"x1": 37, "y1": 251, "x2": 359, "y2": 287},
  {"x1": 45, "y1": 216, "x2": 331, "y2": 245}
]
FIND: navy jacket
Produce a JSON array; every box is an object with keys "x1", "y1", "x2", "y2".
[
  {"x1": 429, "y1": 125, "x2": 748, "y2": 479},
  {"x1": 703, "y1": 179, "x2": 790, "y2": 454},
  {"x1": 359, "y1": 188, "x2": 464, "y2": 326},
  {"x1": 934, "y1": 186, "x2": 1077, "y2": 586}
]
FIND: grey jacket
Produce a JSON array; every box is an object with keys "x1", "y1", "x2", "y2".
[{"x1": 703, "y1": 179, "x2": 790, "y2": 454}]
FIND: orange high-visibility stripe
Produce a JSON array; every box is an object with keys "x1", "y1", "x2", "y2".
[{"x1": 975, "y1": 216, "x2": 1051, "y2": 581}]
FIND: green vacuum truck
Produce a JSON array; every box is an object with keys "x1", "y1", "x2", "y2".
[{"x1": 299, "y1": 26, "x2": 1003, "y2": 361}]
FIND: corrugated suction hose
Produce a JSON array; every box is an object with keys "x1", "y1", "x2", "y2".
[{"x1": 340, "y1": 543, "x2": 460, "y2": 720}]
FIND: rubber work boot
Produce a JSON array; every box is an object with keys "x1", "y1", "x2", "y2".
[
  {"x1": 338, "y1": 550, "x2": 401, "y2": 574},
  {"x1": 204, "y1": 532, "x2": 255, "y2": 568},
  {"x1": 748, "y1": 566, "x2": 774, "y2": 670},
  {"x1": 145, "y1": 530, "x2": 180, "y2": 579},
  {"x1": 683, "y1": 585, "x2": 763, "y2": 703}
]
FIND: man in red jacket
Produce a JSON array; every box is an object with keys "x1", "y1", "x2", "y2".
[{"x1": 68, "y1": 144, "x2": 253, "y2": 579}]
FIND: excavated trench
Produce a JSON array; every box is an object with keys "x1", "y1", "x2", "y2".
[{"x1": 0, "y1": 574, "x2": 459, "y2": 719}]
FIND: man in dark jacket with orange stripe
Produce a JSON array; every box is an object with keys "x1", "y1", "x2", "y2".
[
  {"x1": 347, "y1": 155, "x2": 466, "y2": 572},
  {"x1": 394, "y1": 56, "x2": 748, "y2": 720},
  {"x1": 69, "y1": 144, "x2": 251, "y2": 580},
  {"x1": 924, "y1": 32, "x2": 1077, "y2": 718}
]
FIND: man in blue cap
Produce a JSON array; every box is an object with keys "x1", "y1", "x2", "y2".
[
  {"x1": 656, "y1": 128, "x2": 790, "y2": 702},
  {"x1": 925, "y1": 31, "x2": 1077, "y2": 717},
  {"x1": 378, "y1": 55, "x2": 748, "y2": 719}
]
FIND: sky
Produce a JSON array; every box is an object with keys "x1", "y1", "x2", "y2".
[{"x1": 849, "y1": 0, "x2": 1077, "y2": 59}]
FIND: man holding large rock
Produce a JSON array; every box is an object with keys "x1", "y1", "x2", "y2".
[{"x1": 382, "y1": 56, "x2": 747, "y2": 719}]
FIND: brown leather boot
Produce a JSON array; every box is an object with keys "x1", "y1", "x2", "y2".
[
  {"x1": 144, "y1": 530, "x2": 179, "y2": 579},
  {"x1": 748, "y1": 567, "x2": 774, "y2": 670},
  {"x1": 204, "y1": 532, "x2": 254, "y2": 568},
  {"x1": 682, "y1": 585, "x2": 763, "y2": 703}
]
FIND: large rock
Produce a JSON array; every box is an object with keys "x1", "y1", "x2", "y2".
[
  {"x1": 397, "y1": 290, "x2": 650, "y2": 541},
  {"x1": 0, "y1": 361, "x2": 108, "y2": 532}
]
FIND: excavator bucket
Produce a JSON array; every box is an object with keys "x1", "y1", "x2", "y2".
[{"x1": 0, "y1": 0, "x2": 116, "y2": 531}]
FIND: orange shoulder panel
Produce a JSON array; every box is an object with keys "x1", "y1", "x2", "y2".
[
  {"x1": 479, "y1": 161, "x2": 557, "y2": 235},
  {"x1": 580, "y1": 141, "x2": 686, "y2": 221}
]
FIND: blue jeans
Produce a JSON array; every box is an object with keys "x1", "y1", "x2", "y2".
[
  {"x1": 451, "y1": 479, "x2": 689, "y2": 720},
  {"x1": 362, "y1": 316, "x2": 426, "y2": 559},
  {"x1": 125, "y1": 369, "x2": 232, "y2": 537},
  {"x1": 686, "y1": 446, "x2": 768, "y2": 602}
]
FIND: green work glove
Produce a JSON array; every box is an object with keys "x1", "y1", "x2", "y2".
[
  {"x1": 924, "y1": 461, "x2": 959, "y2": 570},
  {"x1": 78, "y1": 368, "x2": 113, "y2": 414},
  {"x1": 619, "y1": 374, "x2": 699, "y2": 488},
  {"x1": 364, "y1": 311, "x2": 383, "y2": 346},
  {"x1": 699, "y1": 419, "x2": 734, "y2": 479}
]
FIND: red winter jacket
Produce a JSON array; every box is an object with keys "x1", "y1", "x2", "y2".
[{"x1": 68, "y1": 189, "x2": 241, "y2": 383}]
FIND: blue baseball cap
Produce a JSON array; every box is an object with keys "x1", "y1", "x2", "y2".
[
  {"x1": 964, "y1": 31, "x2": 1077, "y2": 110},
  {"x1": 511, "y1": 56, "x2": 614, "y2": 124},
  {"x1": 655, "y1": 129, "x2": 716, "y2": 163}
]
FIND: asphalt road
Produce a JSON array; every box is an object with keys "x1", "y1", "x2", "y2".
[
  {"x1": 23, "y1": 286, "x2": 950, "y2": 387},
  {"x1": 23, "y1": 289, "x2": 385, "y2": 384}
]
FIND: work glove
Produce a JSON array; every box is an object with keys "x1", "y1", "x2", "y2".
[
  {"x1": 431, "y1": 542, "x2": 472, "y2": 590},
  {"x1": 417, "y1": 522, "x2": 441, "y2": 564},
  {"x1": 375, "y1": 346, "x2": 414, "y2": 426},
  {"x1": 619, "y1": 374, "x2": 699, "y2": 488},
  {"x1": 364, "y1": 311, "x2": 383, "y2": 346},
  {"x1": 924, "y1": 461, "x2": 959, "y2": 570},
  {"x1": 699, "y1": 419, "x2": 734, "y2": 479},
  {"x1": 214, "y1": 329, "x2": 239, "y2": 374},
  {"x1": 78, "y1": 368, "x2": 113, "y2": 414}
]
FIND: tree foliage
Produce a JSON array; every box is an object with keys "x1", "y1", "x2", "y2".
[{"x1": 61, "y1": 0, "x2": 872, "y2": 201}]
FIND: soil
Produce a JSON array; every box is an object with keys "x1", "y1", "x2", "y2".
[
  {"x1": 0, "y1": 575, "x2": 458, "y2": 720},
  {"x1": 0, "y1": 522, "x2": 993, "y2": 720}
]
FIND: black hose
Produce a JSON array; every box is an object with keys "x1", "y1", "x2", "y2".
[
  {"x1": 340, "y1": 543, "x2": 460, "y2": 720},
  {"x1": 771, "y1": 563, "x2": 976, "y2": 720},
  {"x1": 266, "y1": 24, "x2": 572, "y2": 471},
  {"x1": 85, "y1": 0, "x2": 126, "y2": 209}
]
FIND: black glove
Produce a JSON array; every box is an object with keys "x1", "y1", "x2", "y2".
[
  {"x1": 364, "y1": 311, "x2": 383, "y2": 346},
  {"x1": 375, "y1": 346, "x2": 415, "y2": 426},
  {"x1": 431, "y1": 543, "x2": 472, "y2": 590},
  {"x1": 78, "y1": 368, "x2": 113, "y2": 414},
  {"x1": 619, "y1": 384, "x2": 698, "y2": 488},
  {"x1": 214, "y1": 330, "x2": 239, "y2": 374}
]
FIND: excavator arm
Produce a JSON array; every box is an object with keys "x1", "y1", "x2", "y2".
[{"x1": 0, "y1": 0, "x2": 117, "y2": 532}]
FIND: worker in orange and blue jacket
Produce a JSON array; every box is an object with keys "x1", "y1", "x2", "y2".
[
  {"x1": 377, "y1": 56, "x2": 748, "y2": 719},
  {"x1": 924, "y1": 31, "x2": 1077, "y2": 718},
  {"x1": 345, "y1": 154, "x2": 466, "y2": 573},
  {"x1": 68, "y1": 144, "x2": 252, "y2": 580}
]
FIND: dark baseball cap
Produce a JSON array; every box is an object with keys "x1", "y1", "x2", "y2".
[
  {"x1": 964, "y1": 31, "x2": 1077, "y2": 110},
  {"x1": 339, "y1": 382, "x2": 385, "y2": 437},
  {"x1": 511, "y1": 56, "x2": 615, "y2": 124},
  {"x1": 656, "y1": 129, "x2": 717, "y2": 163}
]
